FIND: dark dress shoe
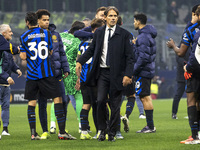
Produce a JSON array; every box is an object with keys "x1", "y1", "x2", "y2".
[
  {"x1": 98, "y1": 131, "x2": 105, "y2": 141},
  {"x1": 108, "y1": 135, "x2": 115, "y2": 142}
]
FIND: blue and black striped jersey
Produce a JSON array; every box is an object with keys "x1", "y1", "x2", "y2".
[
  {"x1": 78, "y1": 39, "x2": 93, "y2": 83},
  {"x1": 181, "y1": 22, "x2": 200, "y2": 46},
  {"x1": 20, "y1": 27, "x2": 54, "y2": 80}
]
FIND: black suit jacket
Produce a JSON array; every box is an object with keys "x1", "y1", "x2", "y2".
[{"x1": 77, "y1": 25, "x2": 134, "y2": 90}]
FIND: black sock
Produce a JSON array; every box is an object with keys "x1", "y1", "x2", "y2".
[
  {"x1": 188, "y1": 106, "x2": 198, "y2": 139},
  {"x1": 3, "y1": 126, "x2": 8, "y2": 132},
  {"x1": 27, "y1": 105, "x2": 36, "y2": 135},
  {"x1": 145, "y1": 110, "x2": 154, "y2": 129},
  {"x1": 125, "y1": 97, "x2": 135, "y2": 119},
  {"x1": 54, "y1": 103, "x2": 65, "y2": 134},
  {"x1": 80, "y1": 109, "x2": 89, "y2": 131}
]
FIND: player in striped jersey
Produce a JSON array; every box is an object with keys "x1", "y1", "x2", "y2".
[
  {"x1": 167, "y1": 4, "x2": 200, "y2": 57},
  {"x1": 76, "y1": 18, "x2": 105, "y2": 140},
  {"x1": 19, "y1": 12, "x2": 72, "y2": 140},
  {"x1": 167, "y1": 5, "x2": 200, "y2": 144},
  {"x1": 35, "y1": 9, "x2": 72, "y2": 140}
]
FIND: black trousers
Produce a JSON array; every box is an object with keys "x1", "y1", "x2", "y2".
[
  {"x1": 172, "y1": 81, "x2": 186, "y2": 114},
  {"x1": 97, "y1": 68, "x2": 122, "y2": 136}
]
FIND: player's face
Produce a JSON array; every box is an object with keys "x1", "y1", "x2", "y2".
[
  {"x1": 96, "y1": 10, "x2": 105, "y2": 20},
  {"x1": 105, "y1": 10, "x2": 118, "y2": 28},
  {"x1": 38, "y1": 15, "x2": 49, "y2": 29},
  {"x1": 3, "y1": 26, "x2": 13, "y2": 41},
  {"x1": 134, "y1": 19, "x2": 139, "y2": 30}
]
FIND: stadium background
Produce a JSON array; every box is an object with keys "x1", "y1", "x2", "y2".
[{"x1": 0, "y1": 0, "x2": 199, "y2": 102}]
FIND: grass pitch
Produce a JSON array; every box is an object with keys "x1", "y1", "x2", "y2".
[{"x1": 0, "y1": 98, "x2": 199, "y2": 150}]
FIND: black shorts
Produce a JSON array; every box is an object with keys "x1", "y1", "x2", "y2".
[
  {"x1": 186, "y1": 76, "x2": 200, "y2": 93},
  {"x1": 135, "y1": 76, "x2": 151, "y2": 97},
  {"x1": 122, "y1": 80, "x2": 135, "y2": 96},
  {"x1": 80, "y1": 83, "x2": 97, "y2": 105},
  {"x1": 25, "y1": 77, "x2": 61, "y2": 101}
]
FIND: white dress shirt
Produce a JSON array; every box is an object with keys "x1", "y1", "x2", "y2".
[{"x1": 100, "y1": 25, "x2": 116, "y2": 68}]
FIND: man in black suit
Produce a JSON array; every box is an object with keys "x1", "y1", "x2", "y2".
[{"x1": 76, "y1": 6, "x2": 134, "y2": 141}]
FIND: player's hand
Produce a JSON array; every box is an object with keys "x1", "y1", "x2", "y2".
[
  {"x1": 76, "y1": 62, "x2": 82, "y2": 77},
  {"x1": 184, "y1": 72, "x2": 192, "y2": 80},
  {"x1": 63, "y1": 72, "x2": 69, "y2": 79},
  {"x1": 122, "y1": 76, "x2": 132, "y2": 87},
  {"x1": 17, "y1": 46, "x2": 20, "y2": 53},
  {"x1": 75, "y1": 78, "x2": 81, "y2": 91},
  {"x1": 7, "y1": 77, "x2": 15, "y2": 85},
  {"x1": 16, "y1": 69, "x2": 22, "y2": 78},
  {"x1": 166, "y1": 38, "x2": 175, "y2": 49},
  {"x1": 183, "y1": 64, "x2": 187, "y2": 72},
  {"x1": 132, "y1": 39, "x2": 136, "y2": 44}
]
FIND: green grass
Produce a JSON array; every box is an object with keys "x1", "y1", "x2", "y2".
[{"x1": 0, "y1": 98, "x2": 199, "y2": 150}]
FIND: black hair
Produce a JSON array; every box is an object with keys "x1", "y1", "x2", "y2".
[
  {"x1": 91, "y1": 18, "x2": 105, "y2": 31},
  {"x1": 117, "y1": 15, "x2": 123, "y2": 26},
  {"x1": 104, "y1": 6, "x2": 119, "y2": 17},
  {"x1": 192, "y1": 4, "x2": 200, "y2": 13},
  {"x1": 25, "y1": 12, "x2": 38, "y2": 26},
  {"x1": 35, "y1": 9, "x2": 51, "y2": 19},
  {"x1": 68, "y1": 21, "x2": 85, "y2": 34},
  {"x1": 134, "y1": 13, "x2": 147, "y2": 25},
  {"x1": 195, "y1": 5, "x2": 200, "y2": 16}
]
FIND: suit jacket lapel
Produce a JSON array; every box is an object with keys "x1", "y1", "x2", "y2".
[
  {"x1": 99, "y1": 25, "x2": 106, "y2": 54},
  {"x1": 112, "y1": 25, "x2": 120, "y2": 38}
]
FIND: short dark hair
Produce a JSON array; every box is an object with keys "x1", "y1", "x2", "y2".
[
  {"x1": 104, "y1": 6, "x2": 119, "y2": 17},
  {"x1": 192, "y1": 4, "x2": 200, "y2": 13},
  {"x1": 91, "y1": 18, "x2": 105, "y2": 31},
  {"x1": 195, "y1": 6, "x2": 200, "y2": 16},
  {"x1": 134, "y1": 13, "x2": 147, "y2": 25},
  {"x1": 96, "y1": 6, "x2": 107, "y2": 14},
  {"x1": 68, "y1": 21, "x2": 85, "y2": 34},
  {"x1": 25, "y1": 12, "x2": 38, "y2": 26},
  {"x1": 35, "y1": 9, "x2": 51, "y2": 19},
  {"x1": 117, "y1": 15, "x2": 123, "y2": 26}
]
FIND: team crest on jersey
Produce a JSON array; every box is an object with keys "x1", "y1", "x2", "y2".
[
  {"x1": 135, "y1": 81, "x2": 141, "y2": 89},
  {"x1": 52, "y1": 35, "x2": 58, "y2": 42}
]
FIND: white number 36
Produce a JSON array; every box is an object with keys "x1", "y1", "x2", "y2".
[{"x1": 28, "y1": 41, "x2": 48, "y2": 60}]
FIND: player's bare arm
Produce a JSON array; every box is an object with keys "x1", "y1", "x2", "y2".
[{"x1": 166, "y1": 39, "x2": 188, "y2": 57}]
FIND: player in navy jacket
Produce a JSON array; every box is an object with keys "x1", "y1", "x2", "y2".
[
  {"x1": 133, "y1": 24, "x2": 157, "y2": 79},
  {"x1": 133, "y1": 13, "x2": 157, "y2": 134}
]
